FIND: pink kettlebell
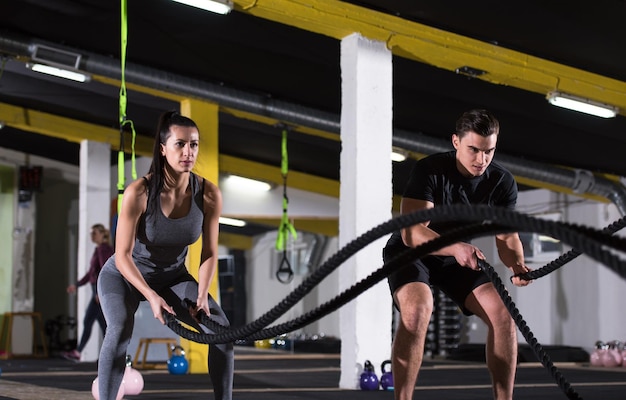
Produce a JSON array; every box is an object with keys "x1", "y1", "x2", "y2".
[
  {"x1": 91, "y1": 376, "x2": 124, "y2": 400},
  {"x1": 123, "y1": 355, "x2": 144, "y2": 395},
  {"x1": 590, "y1": 341, "x2": 606, "y2": 367},
  {"x1": 602, "y1": 340, "x2": 622, "y2": 367}
]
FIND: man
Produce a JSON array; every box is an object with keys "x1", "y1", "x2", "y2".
[{"x1": 383, "y1": 109, "x2": 532, "y2": 400}]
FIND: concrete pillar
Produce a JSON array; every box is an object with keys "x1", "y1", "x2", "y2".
[
  {"x1": 338, "y1": 33, "x2": 393, "y2": 389},
  {"x1": 78, "y1": 140, "x2": 111, "y2": 361}
]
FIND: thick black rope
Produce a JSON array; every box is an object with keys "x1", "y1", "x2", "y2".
[
  {"x1": 478, "y1": 259, "x2": 582, "y2": 400},
  {"x1": 164, "y1": 205, "x2": 626, "y2": 399},
  {"x1": 170, "y1": 219, "x2": 625, "y2": 399},
  {"x1": 166, "y1": 205, "x2": 626, "y2": 342},
  {"x1": 165, "y1": 205, "x2": 626, "y2": 343},
  {"x1": 515, "y1": 214, "x2": 626, "y2": 282},
  {"x1": 168, "y1": 221, "x2": 502, "y2": 340}
]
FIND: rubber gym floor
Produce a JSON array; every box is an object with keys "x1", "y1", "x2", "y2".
[{"x1": 0, "y1": 345, "x2": 624, "y2": 400}]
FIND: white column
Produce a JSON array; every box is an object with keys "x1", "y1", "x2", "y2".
[
  {"x1": 78, "y1": 140, "x2": 111, "y2": 361},
  {"x1": 339, "y1": 33, "x2": 393, "y2": 389}
]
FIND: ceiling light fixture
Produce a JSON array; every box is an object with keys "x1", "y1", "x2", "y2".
[
  {"x1": 223, "y1": 175, "x2": 272, "y2": 192},
  {"x1": 547, "y1": 91, "x2": 618, "y2": 118},
  {"x1": 219, "y1": 217, "x2": 247, "y2": 227},
  {"x1": 391, "y1": 148, "x2": 408, "y2": 162},
  {"x1": 27, "y1": 63, "x2": 91, "y2": 83},
  {"x1": 171, "y1": 0, "x2": 233, "y2": 14},
  {"x1": 27, "y1": 44, "x2": 91, "y2": 83}
]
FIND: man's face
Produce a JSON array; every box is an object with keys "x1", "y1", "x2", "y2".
[{"x1": 452, "y1": 131, "x2": 498, "y2": 177}]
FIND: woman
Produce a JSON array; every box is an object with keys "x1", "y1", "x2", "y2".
[
  {"x1": 97, "y1": 111, "x2": 234, "y2": 400},
  {"x1": 63, "y1": 223, "x2": 113, "y2": 361}
]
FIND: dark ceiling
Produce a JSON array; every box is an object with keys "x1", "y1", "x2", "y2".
[{"x1": 1, "y1": 0, "x2": 626, "y2": 235}]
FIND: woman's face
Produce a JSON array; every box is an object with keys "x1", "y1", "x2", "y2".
[
  {"x1": 160, "y1": 124, "x2": 200, "y2": 174},
  {"x1": 90, "y1": 228, "x2": 104, "y2": 244}
]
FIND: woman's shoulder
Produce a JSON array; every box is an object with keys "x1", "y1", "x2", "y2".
[
  {"x1": 124, "y1": 176, "x2": 150, "y2": 195},
  {"x1": 195, "y1": 174, "x2": 222, "y2": 211},
  {"x1": 193, "y1": 173, "x2": 219, "y2": 194},
  {"x1": 120, "y1": 176, "x2": 150, "y2": 210}
]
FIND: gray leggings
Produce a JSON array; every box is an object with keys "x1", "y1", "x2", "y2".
[{"x1": 97, "y1": 263, "x2": 234, "y2": 400}]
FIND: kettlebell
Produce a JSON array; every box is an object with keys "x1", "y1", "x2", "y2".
[
  {"x1": 167, "y1": 345, "x2": 189, "y2": 375},
  {"x1": 602, "y1": 340, "x2": 622, "y2": 367},
  {"x1": 359, "y1": 360, "x2": 379, "y2": 390},
  {"x1": 380, "y1": 360, "x2": 394, "y2": 391},
  {"x1": 123, "y1": 354, "x2": 144, "y2": 395},
  {"x1": 590, "y1": 340, "x2": 606, "y2": 367}
]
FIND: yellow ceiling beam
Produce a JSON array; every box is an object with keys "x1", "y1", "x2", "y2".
[
  {"x1": 0, "y1": 102, "x2": 338, "y2": 197},
  {"x1": 234, "y1": 0, "x2": 626, "y2": 115},
  {"x1": 220, "y1": 107, "x2": 339, "y2": 142},
  {"x1": 0, "y1": 103, "x2": 153, "y2": 153},
  {"x1": 220, "y1": 154, "x2": 339, "y2": 198}
]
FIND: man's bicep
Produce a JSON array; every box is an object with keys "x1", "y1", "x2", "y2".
[{"x1": 401, "y1": 198, "x2": 434, "y2": 223}]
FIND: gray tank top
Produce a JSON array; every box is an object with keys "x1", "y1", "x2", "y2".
[{"x1": 132, "y1": 173, "x2": 204, "y2": 273}]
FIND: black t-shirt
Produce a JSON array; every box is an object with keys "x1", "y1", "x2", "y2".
[{"x1": 386, "y1": 151, "x2": 518, "y2": 250}]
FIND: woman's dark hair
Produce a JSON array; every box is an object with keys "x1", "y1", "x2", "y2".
[
  {"x1": 455, "y1": 109, "x2": 500, "y2": 138},
  {"x1": 146, "y1": 110, "x2": 199, "y2": 216}
]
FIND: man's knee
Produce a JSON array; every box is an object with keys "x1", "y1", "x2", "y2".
[
  {"x1": 395, "y1": 284, "x2": 434, "y2": 333},
  {"x1": 399, "y1": 305, "x2": 433, "y2": 333}
]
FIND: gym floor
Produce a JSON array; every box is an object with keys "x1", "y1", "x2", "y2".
[{"x1": 0, "y1": 345, "x2": 624, "y2": 400}]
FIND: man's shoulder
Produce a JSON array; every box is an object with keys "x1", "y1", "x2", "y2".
[
  {"x1": 417, "y1": 151, "x2": 454, "y2": 167},
  {"x1": 488, "y1": 159, "x2": 514, "y2": 178}
]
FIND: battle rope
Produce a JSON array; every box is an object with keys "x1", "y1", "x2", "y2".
[
  {"x1": 165, "y1": 205, "x2": 626, "y2": 341},
  {"x1": 478, "y1": 259, "x2": 582, "y2": 400},
  {"x1": 515, "y1": 214, "x2": 626, "y2": 282},
  {"x1": 173, "y1": 230, "x2": 585, "y2": 399},
  {"x1": 164, "y1": 205, "x2": 626, "y2": 399},
  {"x1": 117, "y1": 0, "x2": 137, "y2": 214},
  {"x1": 274, "y1": 124, "x2": 297, "y2": 283}
]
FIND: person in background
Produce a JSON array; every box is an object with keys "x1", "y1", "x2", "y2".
[
  {"x1": 63, "y1": 223, "x2": 113, "y2": 361},
  {"x1": 96, "y1": 110, "x2": 234, "y2": 400},
  {"x1": 383, "y1": 109, "x2": 533, "y2": 400}
]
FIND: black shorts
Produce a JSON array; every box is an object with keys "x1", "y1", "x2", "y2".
[{"x1": 383, "y1": 247, "x2": 490, "y2": 316}]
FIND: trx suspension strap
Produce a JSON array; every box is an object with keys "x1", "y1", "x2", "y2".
[
  {"x1": 118, "y1": 0, "x2": 137, "y2": 214},
  {"x1": 275, "y1": 125, "x2": 297, "y2": 283}
]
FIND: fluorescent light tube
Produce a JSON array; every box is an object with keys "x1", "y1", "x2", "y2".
[
  {"x1": 224, "y1": 175, "x2": 272, "y2": 192},
  {"x1": 547, "y1": 91, "x2": 618, "y2": 118},
  {"x1": 28, "y1": 63, "x2": 90, "y2": 83},
  {"x1": 391, "y1": 151, "x2": 407, "y2": 162},
  {"x1": 219, "y1": 217, "x2": 247, "y2": 227},
  {"x1": 171, "y1": 0, "x2": 233, "y2": 14}
]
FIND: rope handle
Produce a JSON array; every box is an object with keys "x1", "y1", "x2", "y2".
[{"x1": 276, "y1": 250, "x2": 294, "y2": 283}]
